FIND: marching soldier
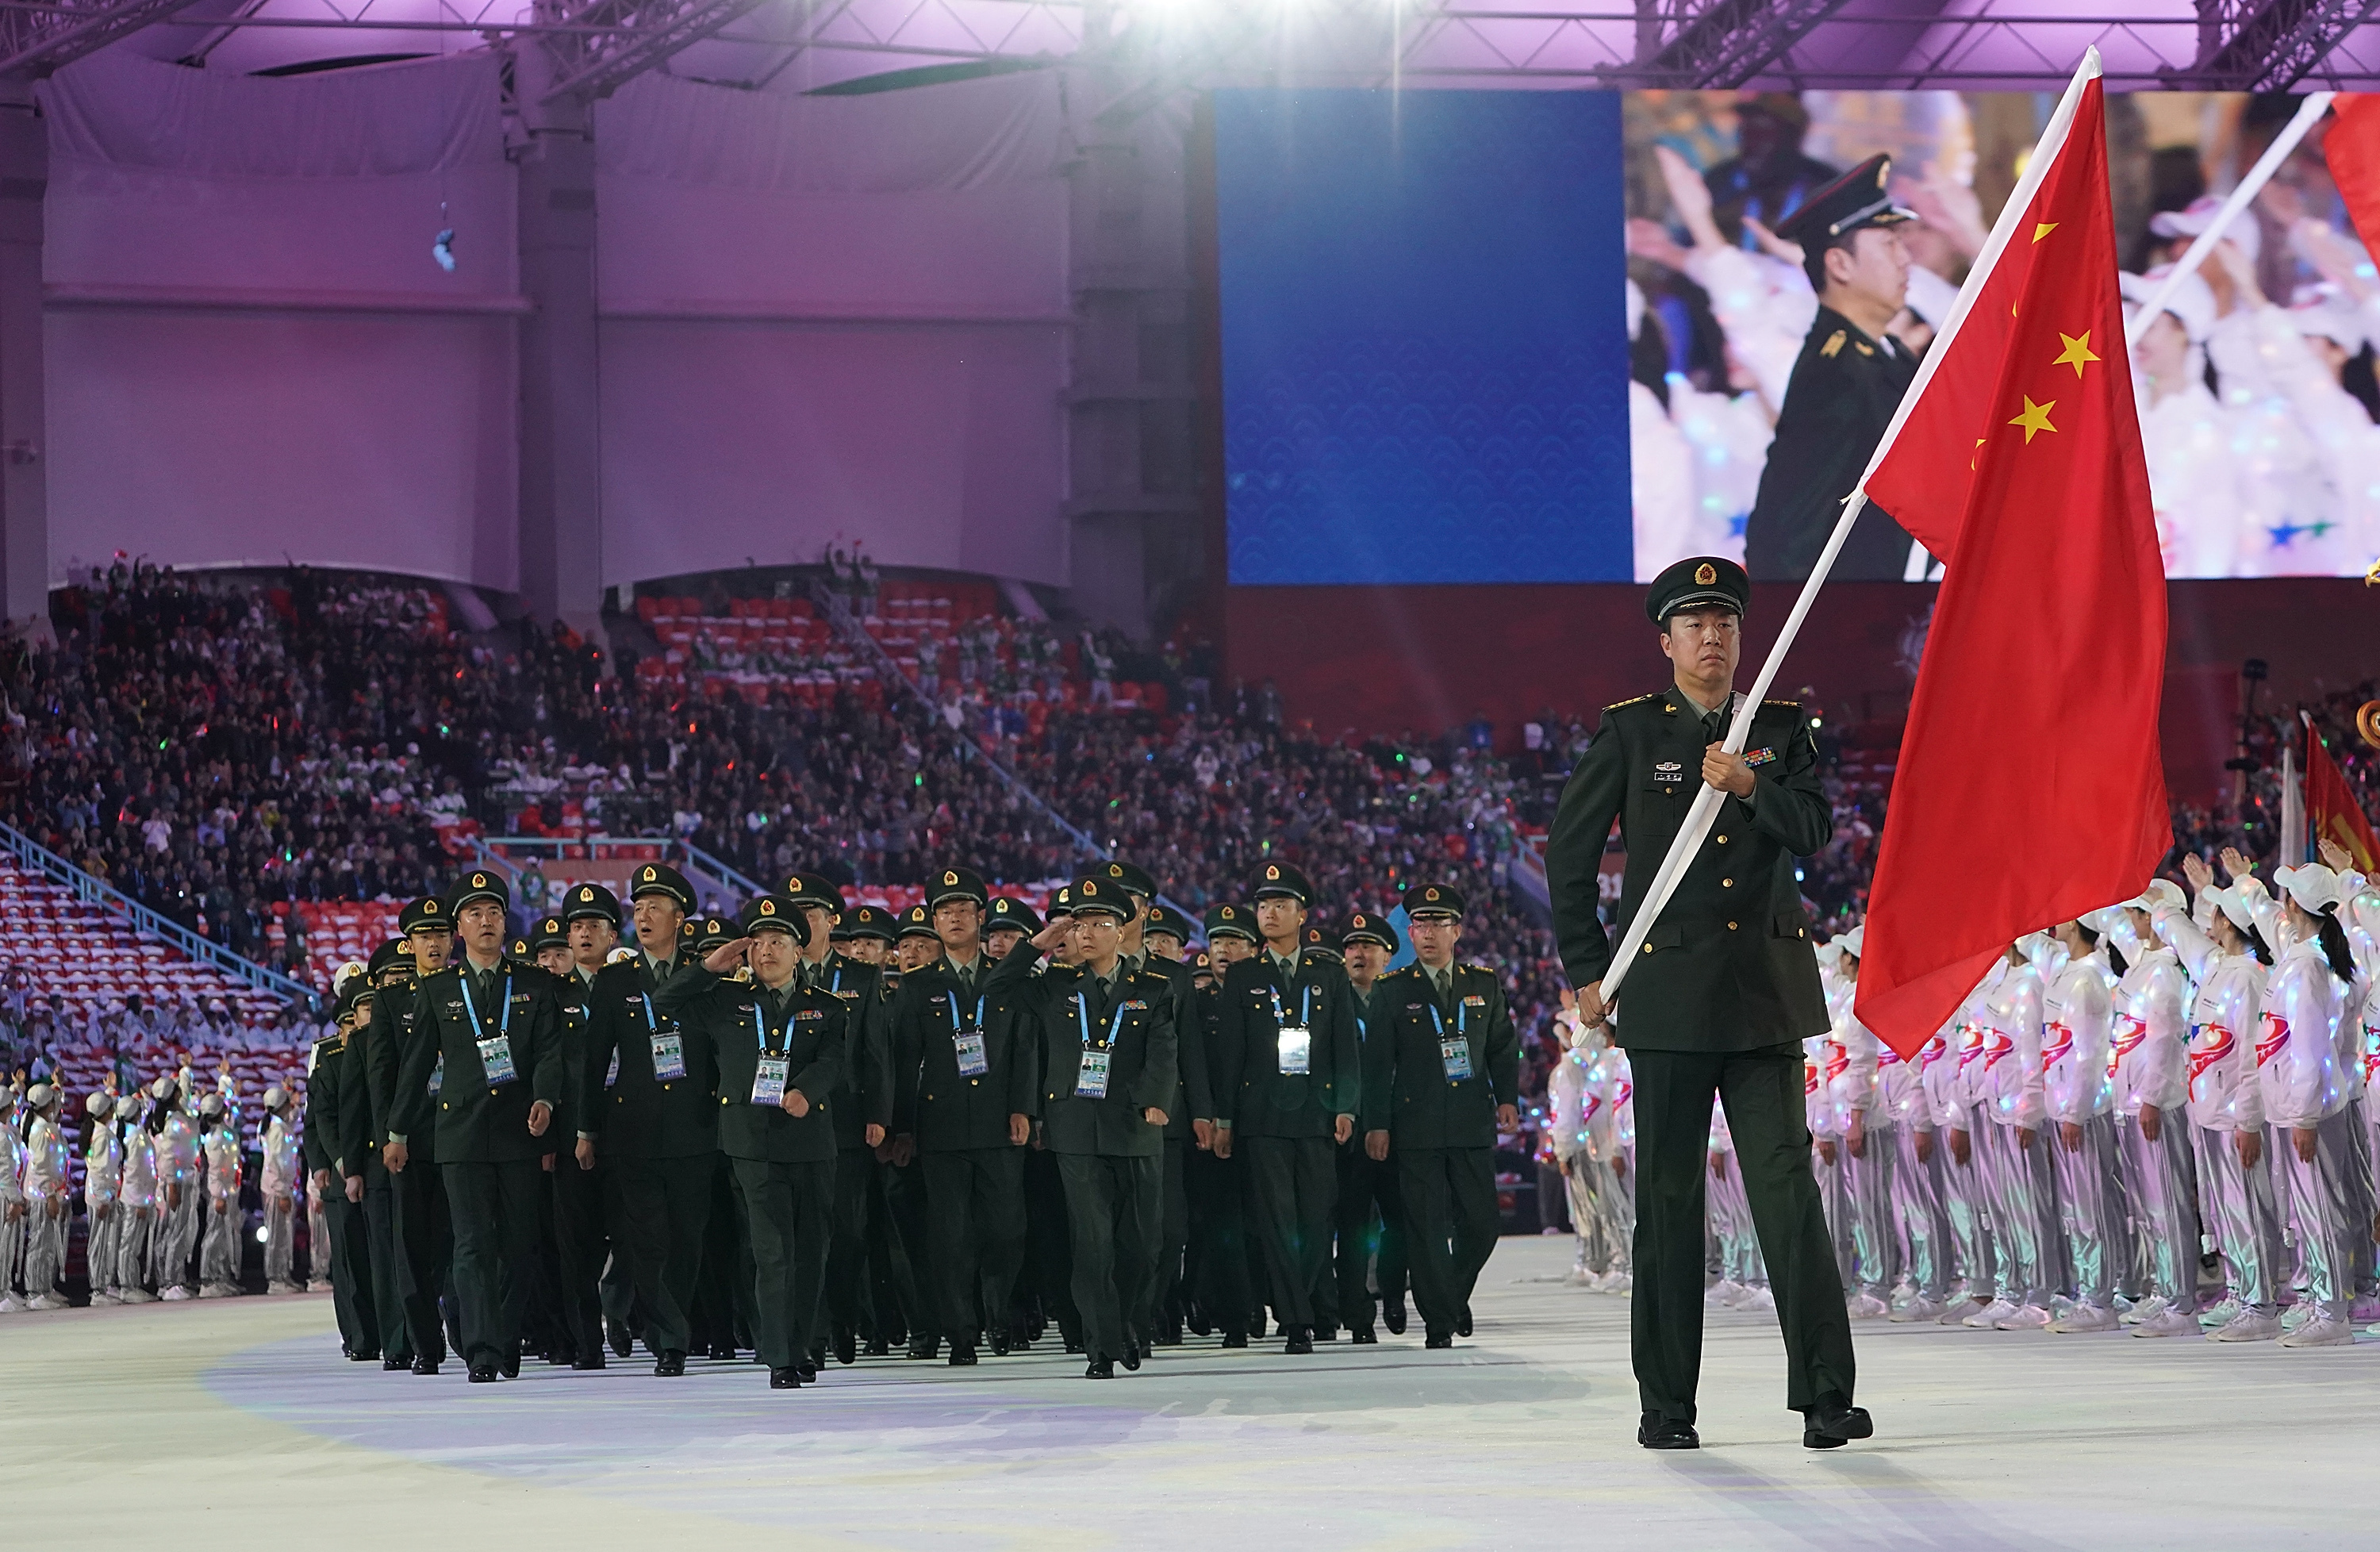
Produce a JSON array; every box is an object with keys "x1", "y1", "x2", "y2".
[
  {"x1": 1361, "y1": 885, "x2": 1519, "y2": 1348},
  {"x1": 307, "y1": 981, "x2": 378, "y2": 1358},
  {"x1": 387, "y1": 871, "x2": 568, "y2": 1384},
  {"x1": 1545, "y1": 555, "x2": 1863, "y2": 1451},
  {"x1": 1143, "y1": 905, "x2": 1189, "y2": 963},
  {"x1": 1211, "y1": 863, "x2": 1360, "y2": 1354},
  {"x1": 836, "y1": 906, "x2": 897, "y2": 969},
  {"x1": 1193, "y1": 902, "x2": 1261, "y2": 1345},
  {"x1": 984, "y1": 896, "x2": 1039, "y2": 962},
  {"x1": 348, "y1": 939, "x2": 420, "y2": 1368},
  {"x1": 1019, "y1": 886, "x2": 1081, "y2": 1350},
  {"x1": 362, "y1": 900, "x2": 459, "y2": 1373},
  {"x1": 549, "y1": 886, "x2": 619, "y2": 1368},
  {"x1": 585, "y1": 863, "x2": 715, "y2": 1376},
  {"x1": 654, "y1": 895, "x2": 850, "y2": 1388},
  {"x1": 1331, "y1": 912, "x2": 1408, "y2": 1342},
  {"x1": 992, "y1": 877, "x2": 1178, "y2": 1377}
]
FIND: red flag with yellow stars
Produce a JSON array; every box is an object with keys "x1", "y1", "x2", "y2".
[
  {"x1": 2332, "y1": 95, "x2": 2380, "y2": 263},
  {"x1": 2305, "y1": 713, "x2": 2380, "y2": 873},
  {"x1": 1853, "y1": 72, "x2": 2170, "y2": 1058}
]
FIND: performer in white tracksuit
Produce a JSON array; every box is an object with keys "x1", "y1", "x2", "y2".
[
  {"x1": 115, "y1": 1093, "x2": 159, "y2": 1302},
  {"x1": 20, "y1": 1083, "x2": 72, "y2": 1309},
  {"x1": 1580, "y1": 1029, "x2": 1637, "y2": 1293},
  {"x1": 83, "y1": 1090, "x2": 125, "y2": 1305},
  {"x1": 2042, "y1": 920, "x2": 2130, "y2": 1331},
  {"x1": 2158, "y1": 876, "x2": 2285, "y2": 1341},
  {"x1": 1973, "y1": 940, "x2": 2061, "y2": 1329},
  {"x1": 1808, "y1": 950, "x2": 1856, "y2": 1297},
  {"x1": 1930, "y1": 966, "x2": 2002, "y2": 1326},
  {"x1": 0, "y1": 1081, "x2": 27, "y2": 1312},
  {"x1": 2112, "y1": 885, "x2": 2201, "y2": 1336},
  {"x1": 1827, "y1": 931, "x2": 1897, "y2": 1318},
  {"x1": 2257, "y1": 864, "x2": 2364, "y2": 1348},
  {"x1": 1879, "y1": 1006, "x2": 1955, "y2": 1323},
  {"x1": 1703, "y1": 1097, "x2": 1771, "y2": 1309},
  {"x1": 259, "y1": 1085, "x2": 303, "y2": 1293},
  {"x1": 197, "y1": 1089, "x2": 245, "y2": 1297},
  {"x1": 152, "y1": 1075, "x2": 203, "y2": 1300}
]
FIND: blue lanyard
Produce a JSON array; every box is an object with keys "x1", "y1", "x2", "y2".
[
  {"x1": 1077, "y1": 990, "x2": 1128, "y2": 1050},
  {"x1": 457, "y1": 972, "x2": 512, "y2": 1038},
  {"x1": 751, "y1": 1002, "x2": 781, "y2": 1056},
  {"x1": 1428, "y1": 1001, "x2": 1468, "y2": 1039},
  {"x1": 946, "y1": 992, "x2": 988, "y2": 1033},
  {"x1": 830, "y1": 967, "x2": 844, "y2": 996},
  {"x1": 640, "y1": 993, "x2": 663, "y2": 1034},
  {"x1": 1269, "y1": 985, "x2": 1313, "y2": 1028}
]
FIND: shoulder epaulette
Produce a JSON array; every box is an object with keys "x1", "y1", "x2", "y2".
[{"x1": 1604, "y1": 693, "x2": 1658, "y2": 713}]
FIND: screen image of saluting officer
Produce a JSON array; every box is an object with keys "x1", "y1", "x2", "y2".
[
  {"x1": 1545, "y1": 556, "x2": 1869, "y2": 1453},
  {"x1": 1742, "y1": 154, "x2": 1921, "y2": 583}
]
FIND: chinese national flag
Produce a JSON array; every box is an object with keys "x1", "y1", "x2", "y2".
[
  {"x1": 1853, "y1": 75, "x2": 2171, "y2": 1058},
  {"x1": 2305, "y1": 716, "x2": 2380, "y2": 873},
  {"x1": 2332, "y1": 95, "x2": 2380, "y2": 260}
]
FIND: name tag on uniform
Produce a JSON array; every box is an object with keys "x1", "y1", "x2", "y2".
[
  {"x1": 1277, "y1": 1027, "x2": 1312, "y2": 1076},
  {"x1": 1653, "y1": 761, "x2": 1685, "y2": 784},
  {"x1": 477, "y1": 1034, "x2": 518, "y2": 1085},
  {"x1": 428, "y1": 1055, "x2": 444, "y2": 1095},
  {"x1": 955, "y1": 1030, "x2": 989, "y2": 1078},
  {"x1": 750, "y1": 1055, "x2": 789, "y2": 1108},
  {"x1": 651, "y1": 1031, "x2": 687, "y2": 1081},
  {"x1": 1076, "y1": 1049, "x2": 1111, "y2": 1098},
  {"x1": 1440, "y1": 1038, "x2": 1474, "y2": 1080}
]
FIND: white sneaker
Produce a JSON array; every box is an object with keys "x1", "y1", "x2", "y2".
[
  {"x1": 1610, "y1": 1273, "x2": 1633, "y2": 1296},
  {"x1": 0, "y1": 1295, "x2": 25, "y2": 1313},
  {"x1": 267, "y1": 1281, "x2": 301, "y2": 1297},
  {"x1": 2350, "y1": 1293, "x2": 2380, "y2": 1324},
  {"x1": 1937, "y1": 1295, "x2": 1987, "y2": 1326},
  {"x1": 27, "y1": 1293, "x2": 68, "y2": 1312},
  {"x1": 2207, "y1": 1308, "x2": 2282, "y2": 1343},
  {"x1": 2121, "y1": 1294, "x2": 2167, "y2": 1327},
  {"x1": 1705, "y1": 1278, "x2": 1745, "y2": 1308},
  {"x1": 1891, "y1": 1296, "x2": 1946, "y2": 1323},
  {"x1": 2278, "y1": 1302, "x2": 2313, "y2": 1333},
  {"x1": 196, "y1": 1284, "x2": 229, "y2": 1300},
  {"x1": 159, "y1": 1285, "x2": 193, "y2": 1302},
  {"x1": 1994, "y1": 1302, "x2": 2054, "y2": 1330},
  {"x1": 1964, "y1": 1297, "x2": 2018, "y2": 1328},
  {"x1": 88, "y1": 1291, "x2": 121, "y2": 1307},
  {"x1": 1847, "y1": 1291, "x2": 1891, "y2": 1320},
  {"x1": 2277, "y1": 1315, "x2": 2355, "y2": 1348},
  {"x1": 2198, "y1": 1295, "x2": 2243, "y2": 1328},
  {"x1": 2111, "y1": 1293, "x2": 2136, "y2": 1318},
  {"x1": 2048, "y1": 1294, "x2": 2076, "y2": 1320},
  {"x1": 2049, "y1": 1302, "x2": 2118, "y2": 1333},
  {"x1": 1739, "y1": 1285, "x2": 1775, "y2": 1312},
  {"x1": 120, "y1": 1288, "x2": 157, "y2": 1304},
  {"x1": 2132, "y1": 1308, "x2": 2202, "y2": 1338}
]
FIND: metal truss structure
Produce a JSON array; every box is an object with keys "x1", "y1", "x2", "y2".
[{"x1": 0, "y1": 0, "x2": 209, "y2": 77}]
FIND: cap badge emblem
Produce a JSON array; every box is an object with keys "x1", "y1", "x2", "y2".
[{"x1": 1695, "y1": 563, "x2": 1717, "y2": 586}]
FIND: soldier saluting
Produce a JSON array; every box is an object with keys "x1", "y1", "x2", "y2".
[
  {"x1": 1545, "y1": 556, "x2": 1867, "y2": 1453},
  {"x1": 1742, "y1": 154, "x2": 1920, "y2": 582}
]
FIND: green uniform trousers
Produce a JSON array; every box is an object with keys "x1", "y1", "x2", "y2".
[
  {"x1": 1630, "y1": 1045, "x2": 1856, "y2": 1424},
  {"x1": 729, "y1": 1155, "x2": 835, "y2": 1370},
  {"x1": 1057, "y1": 1153, "x2": 1160, "y2": 1362},
  {"x1": 440, "y1": 1158, "x2": 544, "y2": 1368},
  {"x1": 1244, "y1": 1135, "x2": 1336, "y2": 1329},
  {"x1": 1396, "y1": 1145, "x2": 1496, "y2": 1338},
  {"x1": 922, "y1": 1147, "x2": 1027, "y2": 1342},
  {"x1": 607, "y1": 1152, "x2": 716, "y2": 1358}
]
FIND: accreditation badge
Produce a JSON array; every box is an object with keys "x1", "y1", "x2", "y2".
[
  {"x1": 1075, "y1": 1048, "x2": 1111, "y2": 1099},
  {"x1": 427, "y1": 1055, "x2": 443, "y2": 1096},
  {"x1": 954, "y1": 1030, "x2": 989, "y2": 1078},
  {"x1": 650, "y1": 1031, "x2": 687, "y2": 1081},
  {"x1": 750, "y1": 1055, "x2": 789, "y2": 1108},
  {"x1": 1439, "y1": 1037, "x2": 1474, "y2": 1081},
  {"x1": 476, "y1": 1034, "x2": 518, "y2": 1085},
  {"x1": 1276, "y1": 1027, "x2": 1312, "y2": 1076}
]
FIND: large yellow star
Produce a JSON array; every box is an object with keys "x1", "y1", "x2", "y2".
[
  {"x1": 2009, "y1": 396, "x2": 2057, "y2": 443},
  {"x1": 2052, "y1": 330, "x2": 2100, "y2": 377},
  {"x1": 2033, "y1": 221, "x2": 2058, "y2": 243}
]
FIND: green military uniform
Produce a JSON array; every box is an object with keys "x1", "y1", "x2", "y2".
[
  {"x1": 877, "y1": 876, "x2": 982, "y2": 1358},
  {"x1": 547, "y1": 890, "x2": 616, "y2": 1368},
  {"x1": 1210, "y1": 864, "x2": 1360, "y2": 1347},
  {"x1": 1186, "y1": 904, "x2": 1258, "y2": 1344},
  {"x1": 390, "y1": 875, "x2": 566, "y2": 1379},
  {"x1": 654, "y1": 896, "x2": 847, "y2": 1385},
  {"x1": 363, "y1": 897, "x2": 459, "y2": 1372},
  {"x1": 1544, "y1": 555, "x2": 1857, "y2": 1446},
  {"x1": 344, "y1": 943, "x2": 428, "y2": 1370},
  {"x1": 304, "y1": 1008, "x2": 377, "y2": 1358},
  {"x1": 1330, "y1": 912, "x2": 1407, "y2": 1340},
  {"x1": 1743, "y1": 153, "x2": 1921, "y2": 582},
  {"x1": 992, "y1": 875, "x2": 1178, "y2": 1374},
  {"x1": 1360, "y1": 887, "x2": 1518, "y2": 1346}
]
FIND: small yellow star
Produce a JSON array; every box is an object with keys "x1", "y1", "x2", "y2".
[
  {"x1": 1971, "y1": 436, "x2": 1986, "y2": 471},
  {"x1": 2009, "y1": 396, "x2": 2057, "y2": 443},
  {"x1": 2052, "y1": 330, "x2": 2100, "y2": 377},
  {"x1": 2033, "y1": 221, "x2": 2058, "y2": 243}
]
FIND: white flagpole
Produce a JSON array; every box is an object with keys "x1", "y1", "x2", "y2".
[
  {"x1": 1584, "y1": 52, "x2": 2105, "y2": 1018},
  {"x1": 2125, "y1": 93, "x2": 2336, "y2": 351}
]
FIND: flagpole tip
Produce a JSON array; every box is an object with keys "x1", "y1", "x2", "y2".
[{"x1": 2080, "y1": 45, "x2": 2102, "y2": 79}]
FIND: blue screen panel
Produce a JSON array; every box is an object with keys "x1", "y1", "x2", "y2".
[{"x1": 1215, "y1": 89, "x2": 1633, "y2": 586}]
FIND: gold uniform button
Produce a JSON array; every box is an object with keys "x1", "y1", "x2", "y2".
[
  {"x1": 1722, "y1": 878, "x2": 1733, "y2": 888},
  {"x1": 1727, "y1": 921, "x2": 1738, "y2": 932},
  {"x1": 1641, "y1": 943, "x2": 1653, "y2": 955},
  {"x1": 720, "y1": 1097, "x2": 728, "y2": 1106},
  {"x1": 969, "y1": 1079, "x2": 979, "y2": 1087},
  {"x1": 1715, "y1": 835, "x2": 1729, "y2": 845}
]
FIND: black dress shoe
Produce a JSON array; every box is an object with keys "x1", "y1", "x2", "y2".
[
  {"x1": 1220, "y1": 1330, "x2": 1249, "y2": 1349},
  {"x1": 1249, "y1": 1311, "x2": 1269, "y2": 1339},
  {"x1": 384, "y1": 1356, "x2": 410, "y2": 1372},
  {"x1": 988, "y1": 1327, "x2": 1011, "y2": 1358},
  {"x1": 349, "y1": 1349, "x2": 382, "y2": 1363},
  {"x1": 1350, "y1": 1327, "x2": 1378, "y2": 1345},
  {"x1": 708, "y1": 1341, "x2": 737, "y2": 1362},
  {"x1": 570, "y1": 1353, "x2": 605, "y2": 1372},
  {"x1": 1638, "y1": 1415, "x2": 1699, "y2": 1450},
  {"x1": 1283, "y1": 1327, "x2": 1314, "y2": 1356},
  {"x1": 1120, "y1": 1342, "x2": 1141, "y2": 1372},
  {"x1": 413, "y1": 1356, "x2": 443, "y2": 1377},
  {"x1": 948, "y1": 1339, "x2": 978, "y2": 1367},
  {"x1": 796, "y1": 1361, "x2": 819, "y2": 1383},
  {"x1": 1806, "y1": 1401, "x2": 1874, "y2": 1446},
  {"x1": 1382, "y1": 1301, "x2": 1407, "y2": 1335},
  {"x1": 1313, "y1": 1326, "x2": 1338, "y2": 1343},
  {"x1": 863, "y1": 1335, "x2": 891, "y2": 1358},
  {"x1": 500, "y1": 1350, "x2": 520, "y2": 1380},
  {"x1": 1456, "y1": 1308, "x2": 1472, "y2": 1338},
  {"x1": 1084, "y1": 1356, "x2": 1115, "y2": 1379},
  {"x1": 467, "y1": 1360, "x2": 499, "y2": 1384},
  {"x1": 607, "y1": 1320, "x2": 632, "y2": 1359},
  {"x1": 1185, "y1": 1300, "x2": 1212, "y2": 1338},
  {"x1": 770, "y1": 1366, "x2": 803, "y2": 1389},
  {"x1": 654, "y1": 1351, "x2": 687, "y2": 1377},
  {"x1": 908, "y1": 1335, "x2": 942, "y2": 1361},
  {"x1": 1424, "y1": 1331, "x2": 1454, "y2": 1350},
  {"x1": 835, "y1": 1327, "x2": 858, "y2": 1366}
]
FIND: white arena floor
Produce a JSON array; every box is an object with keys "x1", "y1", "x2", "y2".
[{"x1": 2, "y1": 1234, "x2": 2371, "y2": 1549}]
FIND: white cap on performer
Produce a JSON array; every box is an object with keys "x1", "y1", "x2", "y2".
[{"x1": 2274, "y1": 863, "x2": 2344, "y2": 916}]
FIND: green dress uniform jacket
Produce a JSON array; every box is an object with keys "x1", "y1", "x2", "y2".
[
  {"x1": 1360, "y1": 963, "x2": 1522, "y2": 1149},
  {"x1": 890, "y1": 958, "x2": 1035, "y2": 1152},
  {"x1": 362, "y1": 984, "x2": 436, "y2": 1168},
  {"x1": 803, "y1": 952, "x2": 890, "y2": 1150},
  {"x1": 303, "y1": 1031, "x2": 348, "y2": 1177},
  {"x1": 1743, "y1": 305, "x2": 1921, "y2": 582},
  {"x1": 1545, "y1": 689, "x2": 1832, "y2": 1053},
  {"x1": 992, "y1": 947, "x2": 1177, "y2": 1158},
  {"x1": 1211, "y1": 950, "x2": 1361, "y2": 1137},
  {"x1": 391, "y1": 957, "x2": 566, "y2": 1162},
  {"x1": 543, "y1": 965, "x2": 600, "y2": 1147},
  {"x1": 1133, "y1": 952, "x2": 1212, "y2": 1141},
  {"x1": 654, "y1": 966, "x2": 847, "y2": 1164},
  {"x1": 586, "y1": 955, "x2": 720, "y2": 1159}
]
